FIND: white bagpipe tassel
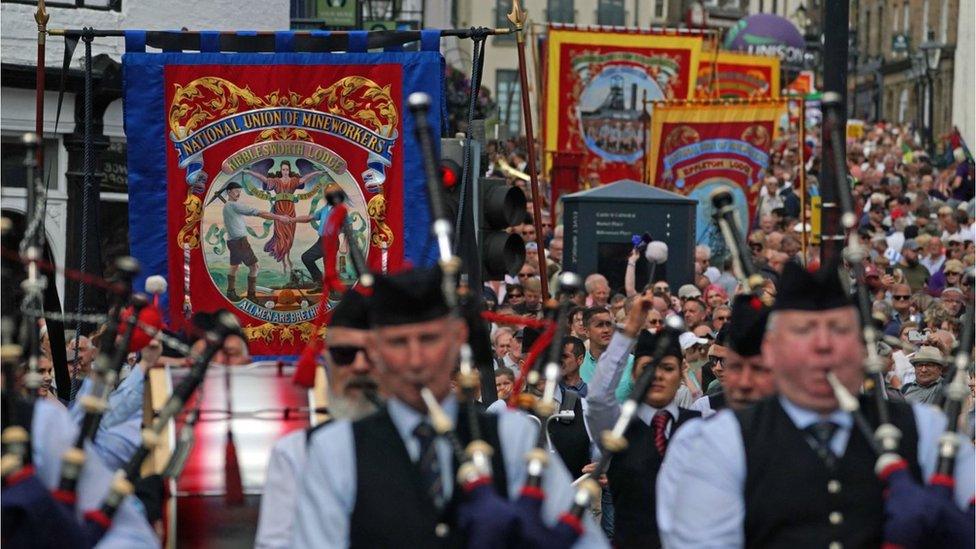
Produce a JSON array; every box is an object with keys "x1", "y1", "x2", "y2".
[{"x1": 182, "y1": 243, "x2": 192, "y2": 319}]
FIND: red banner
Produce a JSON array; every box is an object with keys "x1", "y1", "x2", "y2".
[
  {"x1": 164, "y1": 64, "x2": 406, "y2": 356},
  {"x1": 543, "y1": 26, "x2": 702, "y2": 185}
]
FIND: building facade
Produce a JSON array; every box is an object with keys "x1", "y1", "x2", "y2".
[
  {"x1": 0, "y1": 0, "x2": 289, "y2": 311},
  {"x1": 849, "y1": 0, "x2": 957, "y2": 144}
]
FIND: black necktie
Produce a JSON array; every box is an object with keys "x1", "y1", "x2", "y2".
[
  {"x1": 805, "y1": 421, "x2": 839, "y2": 468},
  {"x1": 413, "y1": 422, "x2": 443, "y2": 509}
]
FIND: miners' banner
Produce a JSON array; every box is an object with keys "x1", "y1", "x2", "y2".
[
  {"x1": 124, "y1": 33, "x2": 443, "y2": 356},
  {"x1": 544, "y1": 25, "x2": 702, "y2": 184},
  {"x1": 694, "y1": 51, "x2": 780, "y2": 99},
  {"x1": 646, "y1": 99, "x2": 786, "y2": 248}
]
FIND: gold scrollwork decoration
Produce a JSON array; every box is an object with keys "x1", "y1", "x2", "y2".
[
  {"x1": 177, "y1": 193, "x2": 203, "y2": 249},
  {"x1": 367, "y1": 194, "x2": 394, "y2": 248},
  {"x1": 242, "y1": 321, "x2": 327, "y2": 345},
  {"x1": 168, "y1": 76, "x2": 398, "y2": 143}
]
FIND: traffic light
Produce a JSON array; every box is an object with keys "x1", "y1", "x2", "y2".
[
  {"x1": 478, "y1": 177, "x2": 526, "y2": 280},
  {"x1": 439, "y1": 138, "x2": 464, "y2": 224}
]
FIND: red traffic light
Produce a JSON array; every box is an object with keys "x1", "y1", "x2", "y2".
[{"x1": 440, "y1": 160, "x2": 461, "y2": 189}]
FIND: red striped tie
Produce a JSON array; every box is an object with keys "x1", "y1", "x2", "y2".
[{"x1": 652, "y1": 410, "x2": 671, "y2": 456}]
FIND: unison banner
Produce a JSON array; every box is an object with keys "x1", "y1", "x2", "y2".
[
  {"x1": 645, "y1": 99, "x2": 786, "y2": 247},
  {"x1": 124, "y1": 32, "x2": 443, "y2": 356},
  {"x1": 544, "y1": 25, "x2": 702, "y2": 184},
  {"x1": 695, "y1": 51, "x2": 780, "y2": 99}
]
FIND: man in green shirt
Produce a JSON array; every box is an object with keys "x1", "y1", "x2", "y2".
[
  {"x1": 899, "y1": 240, "x2": 930, "y2": 293},
  {"x1": 579, "y1": 306, "x2": 633, "y2": 402}
]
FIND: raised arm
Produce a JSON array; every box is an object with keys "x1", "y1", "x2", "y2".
[
  {"x1": 586, "y1": 291, "x2": 653, "y2": 437},
  {"x1": 298, "y1": 170, "x2": 326, "y2": 187},
  {"x1": 244, "y1": 169, "x2": 270, "y2": 185},
  {"x1": 624, "y1": 249, "x2": 639, "y2": 297}
]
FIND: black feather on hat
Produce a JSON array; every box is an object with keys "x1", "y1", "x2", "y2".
[
  {"x1": 634, "y1": 327, "x2": 683, "y2": 362},
  {"x1": 772, "y1": 260, "x2": 852, "y2": 312},
  {"x1": 368, "y1": 266, "x2": 450, "y2": 326},
  {"x1": 720, "y1": 294, "x2": 770, "y2": 357}
]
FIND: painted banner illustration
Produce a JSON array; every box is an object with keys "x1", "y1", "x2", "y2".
[
  {"x1": 124, "y1": 40, "x2": 443, "y2": 356},
  {"x1": 695, "y1": 51, "x2": 780, "y2": 99},
  {"x1": 645, "y1": 99, "x2": 786, "y2": 249},
  {"x1": 544, "y1": 25, "x2": 703, "y2": 184}
]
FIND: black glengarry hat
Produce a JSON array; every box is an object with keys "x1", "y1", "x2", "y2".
[
  {"x1": 720, "y1": 294, "x2": 770, "y2": 357},
  {"x1": 329, "y1": 288, "x2": 371, "y2": 330},
  {"x1": 369, "y1": 265, "x2": 450, "y2": 326},
  {"x1": 634, "y1": 327, "x2": 683, "y2": 362},
  {"x1": 772, "y1": 260, "x2": 852, "y2": 312}
]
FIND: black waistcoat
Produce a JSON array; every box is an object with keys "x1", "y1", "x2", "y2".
[
  {"x1": 547, "y1": 389, "x2": 590, "y2": 479},
  {"x1": 349, "y1": 405, "x2": 508, "y2": 549},
  {"x1": 606, "y1": 407, "x2": 701, "y2": 549},
  {"x1": 736, "y1": 396, "x2": 921, "y2": 549},
  {"x1": 708, "y1": 391, "x2": 726, "y2": 412}
]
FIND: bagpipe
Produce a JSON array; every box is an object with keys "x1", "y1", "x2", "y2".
[
  {"x1": 709, "y1": 186, "x2": 769, "y2": 302},
  {"x1": 820, "y1": 93, "x2": 974, "y2": 548},
  {"x1": 0, "y1": 252, "x2": 171, "y2": 547},
  {"x1": 410, "y1": 92, "x2": 594, "y2": 547},
  {"x1": 84, "y1": 310, "x2": 241, "y2": 543}
]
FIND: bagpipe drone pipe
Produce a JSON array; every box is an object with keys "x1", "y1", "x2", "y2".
[
  {"x1": 410, "y1": 93, "x2": 595, "y2": 548},
  {"x1": 821, "y1": 93, "x2": 974, "y2": 548},
  {"x1": 84, "y1": 310, "x2": 242, "y2": 545},
  {"x1": 2, "y1": 256, "x2": 167, "y2": 547}
]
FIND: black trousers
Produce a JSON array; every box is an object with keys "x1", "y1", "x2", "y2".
[{"x1": 302, "y1": 235, "x2": 325, "y2": 283}]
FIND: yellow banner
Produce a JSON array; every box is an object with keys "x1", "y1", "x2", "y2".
[{"x1": 543, "y1": 25, "x2": 703, "y2": 184}]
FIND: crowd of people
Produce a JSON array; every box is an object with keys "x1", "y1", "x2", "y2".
[{"x1": 4, "y1": 121, "x2": 974, "y2": 549}]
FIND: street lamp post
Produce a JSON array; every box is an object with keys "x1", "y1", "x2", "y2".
[
  {"x1": 910, "y1": 52, "x2": 926, "y2": 143},
  {"x1": 919, "y1": 30, "x2": 944, "y2": 156}
]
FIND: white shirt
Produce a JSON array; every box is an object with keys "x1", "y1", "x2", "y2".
[
  {"x1": 656, "y1": 397, "x2": 976, "y2": 548},
  {"x1": 254, "y1": 429, "x2": 307, "y2": 548},
  {"x1": 689, "y1": 395, "x2": 717, "y2": 418},
  {"x1": 31, "y1": 399, "x2": 159, "y2": 548},
  {"x1": 292, "y1": 396, "x2": 609, "y2": 548}
]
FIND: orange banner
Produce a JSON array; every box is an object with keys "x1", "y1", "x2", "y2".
[{"x1": 695, "y1": 51, "x2": 780, "y2": 99}]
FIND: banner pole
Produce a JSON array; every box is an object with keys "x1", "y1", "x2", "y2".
[
  {"x1": 797, "y1": 97, "x2": 808, "y2": 265},
  {"x1": 510, "y1": 0, "x2": 550, "y2": 301}
]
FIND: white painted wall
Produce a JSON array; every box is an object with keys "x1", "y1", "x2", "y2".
[
  {"x1": 1, "y1": 0, "x2": 290, "y2": 69},
  {"x1": 951, "y1": 0, "x2": 974, "y2": 147}
]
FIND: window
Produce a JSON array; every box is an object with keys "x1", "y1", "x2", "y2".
[
  {"x1": 898, "y1": 87, "x2": 909, "y2": 124},
  {"x1": 862, "y1": 8, "x2": 871, "y2": 57},
  {"x1": 597, "y1": 0, "x2": 625, "y2": 26},
  {"x1": 495, "y1": 69, "x2": 521, "y2": 137},
  {"x1": 902, "y1": 2, "x2": 909, "y2": 33},
  {"x1": 921, "y1": 0, "x2": 929, "y2": 43},
  {"x1": 876, "y1": 5, "x2": 884, "y2": 57},
  {"x1": 547, "y1": 0, "x2": 574, "y2": 23},
  {"x1": 653, "y1": 0, "x2": 665, "y2": 20},
  {"x1": 0, "y1": 136, "x2": 59, "y2": 190},
  {"x1": 939, "y1": 0, "x2": 948, "y2": 42},
  {"x1": 495, "y1": 0, "x2": 515, "y2": 43}
]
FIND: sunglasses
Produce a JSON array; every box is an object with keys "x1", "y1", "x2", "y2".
[
  {"x1": 893, "y1": 295, "x2": 911, "y2": 300},
  {"x1": 708, "y1": 356, "x2": 725, "y2": 365},
  {"x1": 508, "y1": 292, "x2": 524, "y2": 298},
  {"x1": 714, "y1": 315, "x2": 731, "y2": 322},
  {"x1": 518, "y1": 273, "x2": 532, "y2": 278},
  {"x1": 647, "y1": 319, "x2": 663, "y2": 325},
  {"x1": 945, "y1": 271, "x2": 961, "y2": 275},
  {"x1": 328, "y1": 345, "x2": 366, "y2": 366}
]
